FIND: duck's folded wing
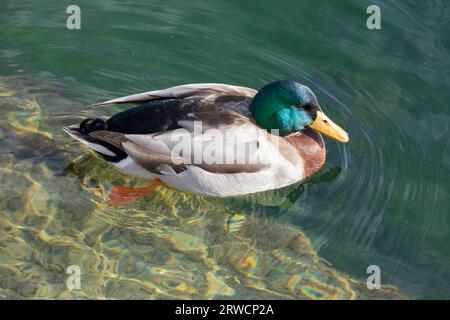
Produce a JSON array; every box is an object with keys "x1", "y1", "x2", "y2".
[
  {"x1": 91, "y1": 83, "x2": 257, "y2": 107},
  {"x1": 90, "y1": 110, "x2": 272, "y2": 175}
]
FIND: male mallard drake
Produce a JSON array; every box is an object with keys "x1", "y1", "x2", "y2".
[{"x1": 64, "y1": 80, "x2": 348, "y2": 197}]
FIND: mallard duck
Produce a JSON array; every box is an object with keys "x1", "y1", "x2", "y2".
[{"x1": 64, "y1": 80, "x2": 348, "y2": 197}]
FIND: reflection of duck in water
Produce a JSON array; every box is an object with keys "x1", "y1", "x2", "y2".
[
  {"x1": 64, "y1": 80, "x2": 348, "y2": 200},
  {"x1": 68, "y1": 156, "x2": 406, "y2": 300}
]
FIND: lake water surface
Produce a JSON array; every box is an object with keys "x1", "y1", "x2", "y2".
[{"x1": 0, "y1": 0, "x2": 449, "y2": 299}]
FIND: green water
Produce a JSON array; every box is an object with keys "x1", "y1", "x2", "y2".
[{"x1": 0, "y1": 0, "x2": 449, "y2": 299}]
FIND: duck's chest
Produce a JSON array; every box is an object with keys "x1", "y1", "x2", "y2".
[{"x1": 284, "y1": 129, "x2": 326, "y2": 178}]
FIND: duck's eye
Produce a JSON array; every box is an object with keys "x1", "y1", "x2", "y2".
[
  {"x1": 298, "y1": 103, "x2": 318, "y2": 121},
  {"x1": 298, "y1": 103, "x2": 315, "y2": 112}
]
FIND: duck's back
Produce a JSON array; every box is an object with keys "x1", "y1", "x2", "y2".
[
  {"x1": 106, "y1": 97, "x2": 251, "y2": 134},
  {"x1": 99, "y1": 83, "x2": 257, "y2": 134}
]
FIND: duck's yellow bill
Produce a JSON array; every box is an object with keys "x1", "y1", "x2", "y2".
[{"x1": 309, "y1": 110, "x2": 349, "y2": 143}]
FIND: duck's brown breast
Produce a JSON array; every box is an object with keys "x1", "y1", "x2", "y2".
[{"x1": 284, "y1": 128, "x2": 326, "y2": 178}]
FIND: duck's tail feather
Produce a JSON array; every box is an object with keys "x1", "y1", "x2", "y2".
[{"x1": 62, "y1": 125, "x2": 127, "y2": 161}]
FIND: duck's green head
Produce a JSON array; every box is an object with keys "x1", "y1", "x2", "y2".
[{"x1": 250, "y1": 80, "x2": 349, "y2": 142}]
